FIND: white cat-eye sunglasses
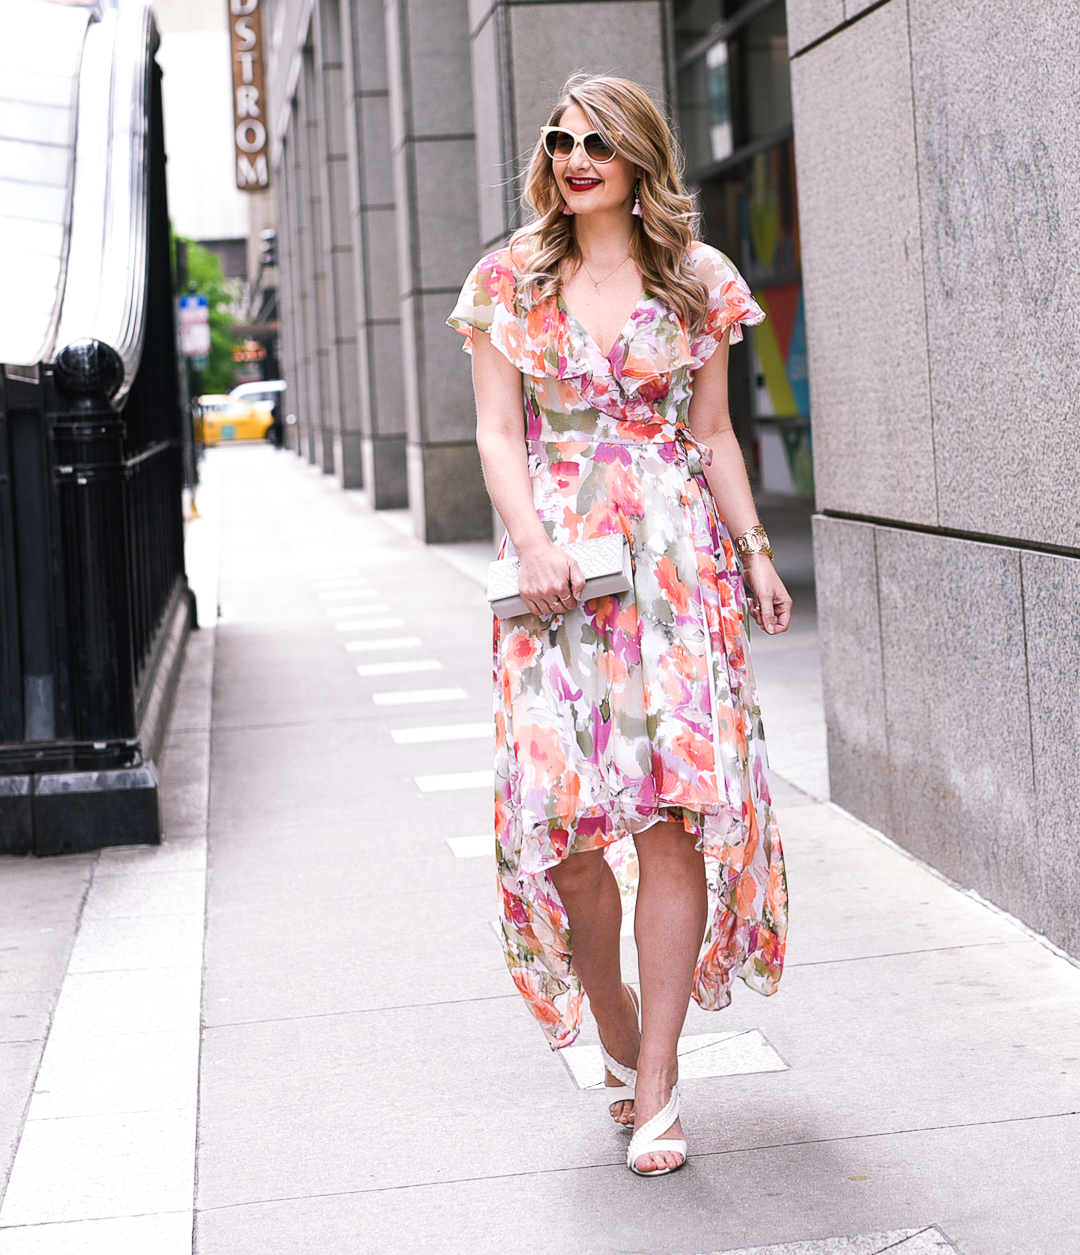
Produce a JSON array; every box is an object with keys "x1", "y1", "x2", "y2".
[{"x1": 540, "y1": 126, "x2": 618, "y2": 164}]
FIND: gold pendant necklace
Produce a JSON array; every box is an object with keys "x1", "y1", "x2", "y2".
[{"x1": 580, "y1": 253, "x2": 632, "y2": 292}]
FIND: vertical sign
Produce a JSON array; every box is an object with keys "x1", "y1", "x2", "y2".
[
  {"x1": 178, "y1": 295, "x2": 211, "y2": 357},
  {"x1": 229, "y1": 0, "x2": 270, "y2": 189}
]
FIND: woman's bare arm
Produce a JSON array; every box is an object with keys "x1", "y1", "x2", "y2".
[
  {"x1": 687, "y1": 332, "x2": 792, "y2": 635},
  {"x1": 472, "y1": 330, "x2": 585, "y2": 617}
]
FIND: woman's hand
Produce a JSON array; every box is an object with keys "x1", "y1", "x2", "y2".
[
  {"x1": 517, "y1": 538, "x2": 586, "y2": 619},
  {"x1": 742, "y1": 553, "x2": 792, "y2": 635}
]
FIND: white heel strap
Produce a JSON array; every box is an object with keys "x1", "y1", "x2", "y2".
[
  {"x1": 604, "y1": 1084, "x2": 635, "y2": 1104},
  {"x1": 600, "y1": 1044, "x2": 637, "y2": 1090},
  {"x1": 600, "y1": 984, "x2": 641, "y2": 1090}
]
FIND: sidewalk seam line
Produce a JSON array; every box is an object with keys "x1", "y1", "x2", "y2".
[
  {"x1": 201, "y1": 992, "x2": 521, "y2": 1030},
  {"x1": 785, "y1": 940, "x2": 1013, "y2": 969},
  {"x1": 0, "y1": 1207, "x2": 192, "y2": 1232},
  {"x1": 870, "y1": 1226, "x2": 941, "y2": 1254},
  {"x1": 192, "y1": 1105, "x2": 1080, "y2": 1210}
]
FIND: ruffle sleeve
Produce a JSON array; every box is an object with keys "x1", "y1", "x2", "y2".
[
  {"x1": 687, "y1": 242, "x2": 765, "y2": 368},
  {"x1": 447, "y1": 248, "x2": 559, "y2": 377}
]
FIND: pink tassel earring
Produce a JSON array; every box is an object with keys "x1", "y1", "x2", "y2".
[
  {"x1": 562, "y1": 203, "x2": 575, "y2": 216},
  {"x1": 632, "y1": 181, "x2": 643, "y2": 217}
]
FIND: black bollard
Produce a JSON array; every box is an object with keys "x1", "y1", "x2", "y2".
[{"x1": 50, "y1": 340, "x2": 138, "y2": 744}]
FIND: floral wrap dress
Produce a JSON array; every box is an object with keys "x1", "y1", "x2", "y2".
[{"x1": 448, "y1": 241, "x2": 787, "y2": 1049}]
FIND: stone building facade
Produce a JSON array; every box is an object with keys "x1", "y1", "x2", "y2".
[
  {"x1": 788, "y1": 0, "x2": 1080, "y2": 955},
  {"x1": 263, "y1": 0, "x2": 1077, "y2": 954},
  {"x1": 264, "y1": 0, "x2": 671, "y2": 540}
]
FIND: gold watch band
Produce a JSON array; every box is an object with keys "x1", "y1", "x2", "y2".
[{"x1": 733, "y1": 523, "x2": 774, "y2": 560}]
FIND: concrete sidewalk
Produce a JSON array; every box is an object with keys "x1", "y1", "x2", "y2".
[{"x1": 1, "y1": 444, "x2": 1078, "y2": 1254}]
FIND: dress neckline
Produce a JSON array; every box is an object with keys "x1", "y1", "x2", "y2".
[{"x1": 558, "y1": 291, "x2": 648, "y2": 361}]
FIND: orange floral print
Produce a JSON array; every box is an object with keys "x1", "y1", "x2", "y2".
[
  {"x1": 506, "y1": 630, "x2": 541, "y2": 669},
  {"x1": 448, "y1": 241, "x2": 786, "y2": 1048}
]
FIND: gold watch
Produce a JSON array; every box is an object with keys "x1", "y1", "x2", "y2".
[{"x1": 733, "y1": 524, "x2": 773, "y2": 560}]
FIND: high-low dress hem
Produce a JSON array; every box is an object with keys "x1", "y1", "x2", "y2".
[{"x1": 449, "y1": 242, "x2": 788, "y2": 1049}]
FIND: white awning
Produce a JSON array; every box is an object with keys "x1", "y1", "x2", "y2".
[
  {"x1": 55, "y1": 0, "x2": 154, "y2": 400},
  {"x1": 0, "y1": 0, "x2": 155, "y2": 402},
  {"x1": 0, "y1": 1, "x2": 91, "y2": 368}
]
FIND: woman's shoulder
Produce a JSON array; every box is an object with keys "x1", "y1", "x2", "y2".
[
  {"x1": 471, "y1": 245, "x2": 512, "y2": 277},
  {"x1": 450, "y1": 242, "x2": 556, "y2": 370},
  {"x1": 466, "y1": 246, "x2": 512, "y2": 293},
  {"x1": 470, "y1": 243, "x2": 536, "y2": 283},
  {"x1": 686, "y1": 240, "x2": 741, "y2": 285},
  {"x1": 463, "y1": 244, "x2": 541, "y2": 316},
  {"x1": 683, "y1": 242, "x2": 764, "y2": 355}
]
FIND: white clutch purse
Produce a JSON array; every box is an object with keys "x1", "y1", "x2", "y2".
[{"x1": 487, "y1": 534, "x2": 633, "y2": 620}]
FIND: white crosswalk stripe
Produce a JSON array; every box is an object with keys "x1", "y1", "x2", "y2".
[
  {"x1": 356, "y1": 659, "x2": 441, "y2": 677},
  {"x1": 344, "y1": 637, "x2": 422, "y2": 653},
  {"x1": 326, "y1": 603, "x2": 391, "y2": 617},
  {"x1": 371, "y1": 687, "x2": 466, "y2": 706},
  {"x1": 335, "y1": 618, "x2": 405, "y2": 631},
  {"x1": 446, "y1": 835, "x2": 493, "y2": 857},
  {"x1": 415, "y1": 769, "x2": 493, "y2": 792},
  {"x1": 390, "y1": 722, "x2": 491, "y2": 744}
]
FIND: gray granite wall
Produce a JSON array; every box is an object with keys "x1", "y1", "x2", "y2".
[
  {"x1": 339, "y1": 0, "x2": 408, "y2": 505},
  {"x1": 791, "y1": 0, "x2": 1080, "y2": 953},
  {"x1": 267, "y1": 0, "x2": 676, "y2": 539},
  {"x1": 284, "y1": 91, "x2": 323, "y2": 463},
  {"x1": 469, "y1": 0, "x2": 671, "y2": 250},
  {"x1": 272, "y1": 129, "x2": 301, "y2": 450},
  {"x1": 297, "y1": 47, "x2": 333, "y2": 469},
  {"x1": 266, "y1": 0, "x2": 311, "y2": 456},
  {"x1": 313, "y1": 0, "x2": 364, "y2": 488},
  {"x1": 814, "y1": 517, "x2": 1080, "y2": 957},
  {"x1": 387, "y1": 0, "x2": 489, "y2": 542}
]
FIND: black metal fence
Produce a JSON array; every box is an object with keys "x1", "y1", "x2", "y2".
[{"x1": 0, "y1": 54, "x2": 192, "y2": 854}]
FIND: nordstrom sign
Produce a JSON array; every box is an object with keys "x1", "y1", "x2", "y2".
[{"x1": 229, "y1": 0, "x2": 270, "y2": 189}]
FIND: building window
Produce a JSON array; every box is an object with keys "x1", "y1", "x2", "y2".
[
  {"x1": 675, "y1": 0, "x2": 811, "y2": 497},
  {"x1": 678, "y1": 40, "x2": 733, "y2": 171}
]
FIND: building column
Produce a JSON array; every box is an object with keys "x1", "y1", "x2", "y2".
[
  {"x1": 287, "y1": 107, "x2": 318, "y2": 460},
  {"x1": 299, "y1": 42, "x2": 336, "y2": 473},
  {"x1": 313, "y1": 0, "x2": 363, "y2": 486},
  {"x1": 339, "y1": 0, "x2": 408, "y2": 507},
  {"x1": 468, "y1": 0, "x2": 673, "y2": 253},
  {"x1": 385, "y1": 0, "x2": 488, "y2": 543},
  {"x1": 288, "y1": 90, "x2": 322, "y2": 464},
  {"x1": 273, "y1": 130, "x2": 300, "y2": 449}
]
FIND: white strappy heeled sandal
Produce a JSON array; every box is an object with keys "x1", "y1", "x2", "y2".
[
  {"x1": 599, "y1": 984, "x2": 640, "y2": 1129},
  {"x1": 626, "y1": 1083, "x2": 687, "y2": 1177}
]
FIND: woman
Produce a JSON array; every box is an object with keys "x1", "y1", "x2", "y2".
[{"x1": 448, "y1": 74, "x2": 790, "y2": 1177}]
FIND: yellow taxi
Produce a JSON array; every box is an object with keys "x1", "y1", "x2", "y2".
[{"x1": 194, "y1": 393, "x2": 273, "y2": 445}]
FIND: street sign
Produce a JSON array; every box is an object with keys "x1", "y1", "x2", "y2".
[{"x1": 178, "y1": 294, "x2": 211, "y2": 357}]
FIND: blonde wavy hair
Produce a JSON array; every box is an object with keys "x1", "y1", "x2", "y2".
[{"x1": 511, "y1": 74, "x2": 709, "y2": 334}]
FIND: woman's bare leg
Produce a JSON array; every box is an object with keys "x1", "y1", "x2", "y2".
[
  {"x1": 549, "y1": 848, "x2": 640, "y2": 1124},
  {"x1": 632, "y1": 820, "x2": 708, "y2": 1172}
]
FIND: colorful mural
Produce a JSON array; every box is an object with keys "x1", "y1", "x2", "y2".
[
  {"x1": 739, "y1": 143, "x2": 813, "y2": 496},
  {"x1": 752, "y1": 282, "x2": 808, "y2": 417}
]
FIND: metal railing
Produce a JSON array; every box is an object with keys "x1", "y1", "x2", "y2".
[{"x1": 0, "y1": 2, "x2": 192, "y2": 853}]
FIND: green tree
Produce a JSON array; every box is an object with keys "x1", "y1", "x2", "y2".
[{"x1": 174, "y1": 236, "x2": 241, "y2": 394}]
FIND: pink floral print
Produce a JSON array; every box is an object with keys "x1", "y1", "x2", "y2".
[{"x1": 448, "y1": 242, "x2": 787, "y2": 1048}]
